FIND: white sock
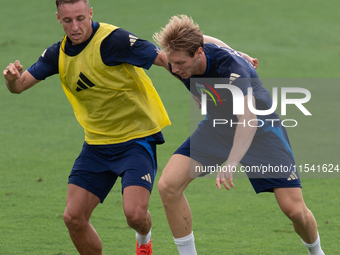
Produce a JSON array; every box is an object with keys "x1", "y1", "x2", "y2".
[
  {"x1": 136, "y1": 229, "x2": 151, "y2": 245},
  {"x1": 174, "y1": 232, "x2": 197, "y2": 255},
  {"x1": 302, "y1": 232, "x2": 325, "y2": 255}
]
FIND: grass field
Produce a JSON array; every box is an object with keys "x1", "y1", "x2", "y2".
[{"x1": 0, "y1": 0, "x2": 339, "y2": 254}]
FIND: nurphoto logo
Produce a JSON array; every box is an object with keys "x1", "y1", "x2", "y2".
[{"x1": 194, "y1": 78, "x2": 312, "y2": 128}]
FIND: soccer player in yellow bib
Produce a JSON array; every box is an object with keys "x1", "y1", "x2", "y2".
[{"x1": 3, "y1": 0, "x2": 170, "y2": 254}]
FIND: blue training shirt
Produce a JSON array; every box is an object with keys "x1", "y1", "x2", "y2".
[{"x1": 170, "y1": 43, "x2": 282, "y2": 136}]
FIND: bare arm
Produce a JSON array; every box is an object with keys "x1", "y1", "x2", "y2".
[
  {"x1": 203, "y1": 35, "x2": 233, "y2": 49},
  {"x1": 203, "y1": 35, "x2": 259, "y2": 69},
  {"x1": 216, "y1": 95, "x2": 257, "y2": 190},
  {"x1": 153, "y1": 52, "x2": 169, "y2": 71},
  {"x1": 3, "y1": 60, "x2": 40, "y2": 94}
]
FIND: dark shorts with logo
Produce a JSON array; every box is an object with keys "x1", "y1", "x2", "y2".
[
  {"x1": 68, "y1": 139, "x2": 157, "y2": 203},
  {"x1": 174, "y1": 119, "x2": 302, "y2": 193}
]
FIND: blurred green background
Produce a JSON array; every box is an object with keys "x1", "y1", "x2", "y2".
[{"x1": 0, "y1": 0, "x2": 339, "y2": 254}]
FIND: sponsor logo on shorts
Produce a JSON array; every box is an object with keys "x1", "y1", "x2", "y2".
[
  {"x1": 287, "y1": 172, "x2": 299, "y2": 181},
  {"x1": 141, "y1": 174, "x2": 152, "y2": 184}
]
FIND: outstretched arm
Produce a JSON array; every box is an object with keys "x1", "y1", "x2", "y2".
[
  {"x1": 203, "y1": 35, "x2": 259, "y2": 69},
  {"x1": 216, "y1": 95, "x2": 257, "y2": 190},
  {"x1": 3, "y1": 60, "x2": 40, "y2": 94}
]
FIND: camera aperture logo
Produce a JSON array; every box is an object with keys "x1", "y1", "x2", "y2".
[{"x1": 196, "y1": 82, "x2": 223, "y2": 113}]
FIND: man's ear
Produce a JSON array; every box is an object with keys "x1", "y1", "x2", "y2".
[
  {"x1": 196, "y1": 47, "x2": 204, "y2": 58},
  {"x1": 89, "y1": 7, "x2": 93, "y2": 19},
  {"x1": 56, "y1": 12, "x2": 61, "y2": 23}
]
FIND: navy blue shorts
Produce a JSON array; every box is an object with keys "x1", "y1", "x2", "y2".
[
  {"x1": 68, "y1": 138, "x2": 157, "y2": 203},
  {"x1": 174, "y1": 120, "x2": 301, "y2": 193}
]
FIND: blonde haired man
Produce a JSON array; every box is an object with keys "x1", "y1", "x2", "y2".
[{"x1": 154, "y1": 15, "x2": 324, "y2": 255}]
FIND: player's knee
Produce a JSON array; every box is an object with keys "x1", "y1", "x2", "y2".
[
  {"x1": 281, "y1": 204, "x2": 307, "y2": 224},
  {"x1": 63, "y1": 209, "x2": 86, "y2": 232},
  {"x1": 125, "y1": 207, "x2": 146, "y2": 229},
  {"x1": 158, "y1": 177, "x2": 180, "y2": 201}
]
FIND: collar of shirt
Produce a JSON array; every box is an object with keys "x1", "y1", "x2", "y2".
[{"x1": 65, "y1": 21, "x2": 99, "y2": 56}]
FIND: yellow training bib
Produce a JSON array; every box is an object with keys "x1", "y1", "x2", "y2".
[{"x1": 59, "y1": 23, "x2": 170, "y2": 144}]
